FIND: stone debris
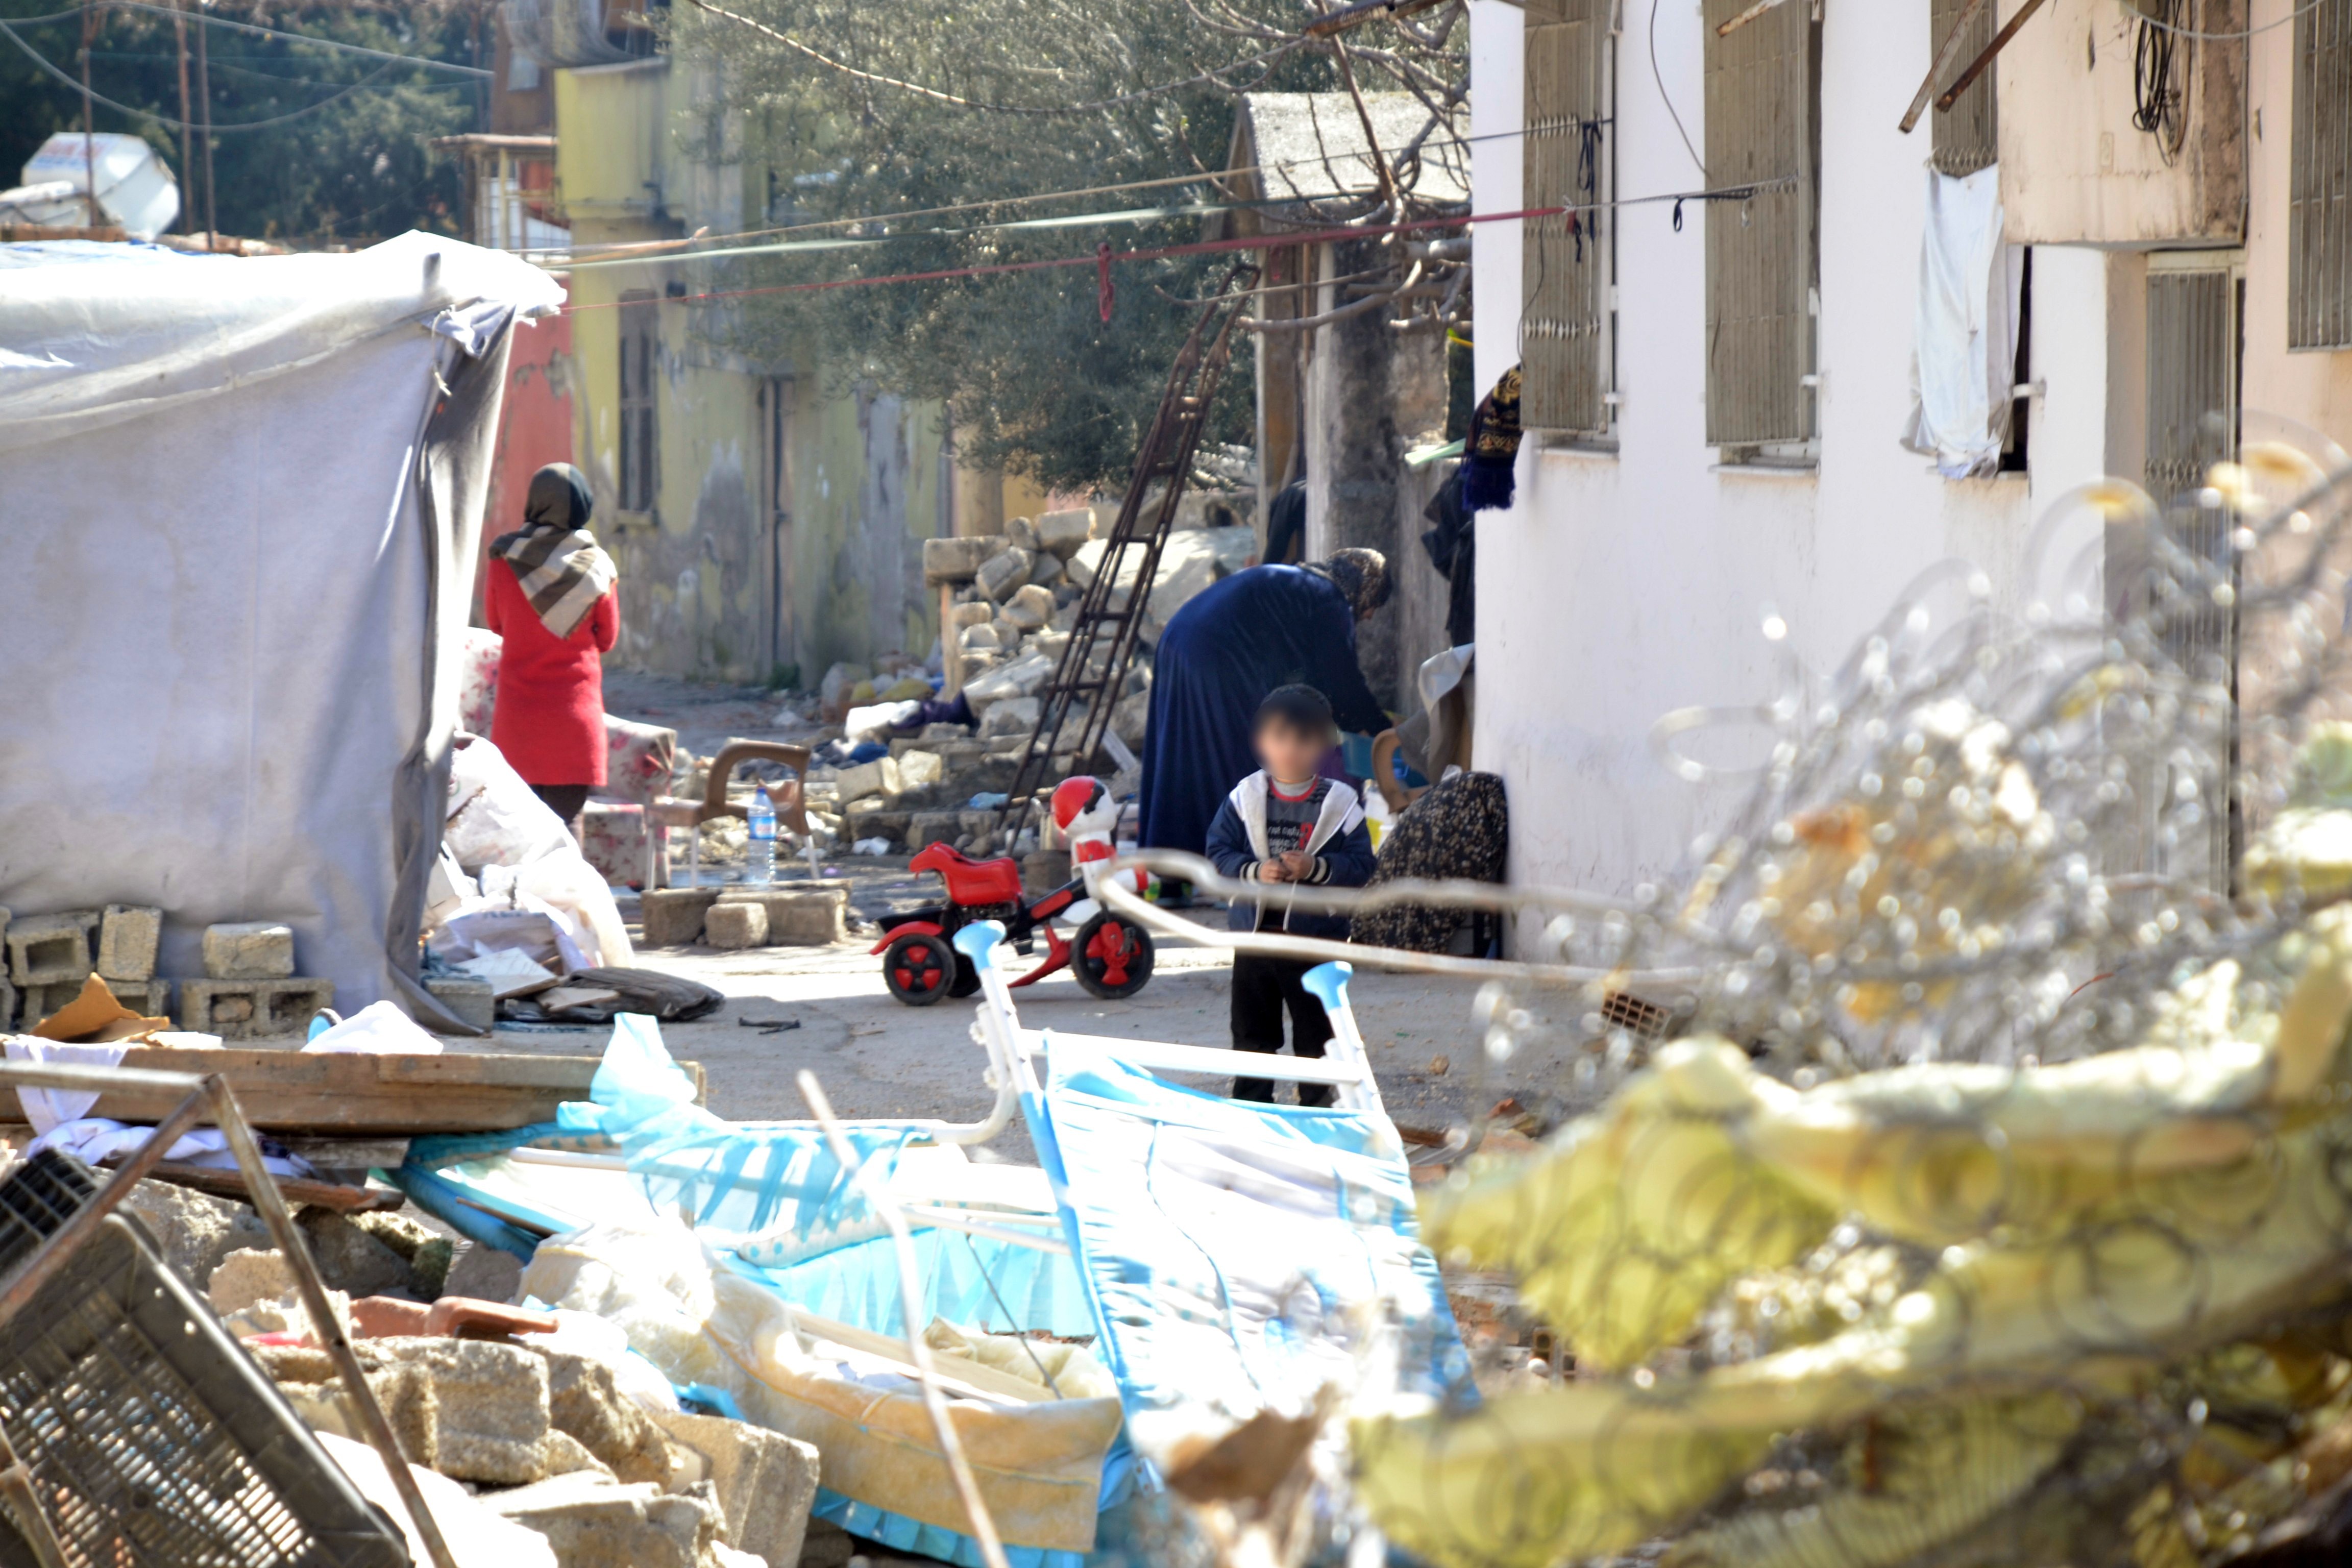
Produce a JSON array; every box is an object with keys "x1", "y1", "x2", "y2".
[
  {"x1": 207, "y1": 1245, "x2": 298, "y2": 1312},
  {"x1": 650, "y1": 1409, "x2": 820, "y2": 1568},
  {"x1": 295, "y1": 1205, "x2": 419, "y2": 1298},
  {"x1": 202, "y1": 919, "x2": 297, "y2": 979},
  {"x1": 477, "y1": 1472, "x2": 728, "y2": 1568},
  {"x1": 536, "y1": 1348, "x2": 680, "y2": 1486},
  {"x1": 445, "y1": 1238, "x2": 527, "y2": 1304},
  {"x1": 426, "y1": 972, "x2": 498, "y2": 1031},
  {"x1": 118, "y1": 1177, "x2": 271, "y2": 1290}
]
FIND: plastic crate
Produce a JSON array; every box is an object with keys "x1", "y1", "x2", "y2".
[
  {"x1": 0, "y1": 1149, "x2": 97, "y2": 1264},
  {"x1": 0, "y1": 1199, "x2": 409, "y2": 1568}
]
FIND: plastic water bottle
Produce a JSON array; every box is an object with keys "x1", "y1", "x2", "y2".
[{"x1": 746, "y1": 786, "x2": 776, "y2": 885}]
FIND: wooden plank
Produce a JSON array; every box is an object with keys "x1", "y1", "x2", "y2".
[
  {"x1": 103, "y1": 1159, "x2": 409, "y2": 1213},
  {"x1": 65, "y1": 1049, "x2": 706, "y2": 1137}
]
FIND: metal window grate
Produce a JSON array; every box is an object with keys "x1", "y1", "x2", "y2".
[
  {"x1": 1522, "y1": 0, "x2": 1610, "y2": 433},
  {"x1": 1930, "y1": 0, "x2": 1998, "y2": 177},
  {"x1": 619, "y1": 292, "x2": 659, "y2": 512},
  {"x1": 2289, "y1": 0, "x2": 2352, "y2": 348},
  {"x1": 1703, "y1": 0, "x2": 1818, "y2": 450},
  {"x1": 2145, "y1": 269, "x2": 2238, "y2": 508}
]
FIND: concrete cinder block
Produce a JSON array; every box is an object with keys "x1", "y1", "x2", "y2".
[
  {"x1": 17, "y1": 977, "x2": 90, "y2": 1031},
  {"x1": 424, "y1": 974, "x2": 496, "y2": 1032},
  {"x1": 0, "y1": 978, "x2": 13, "y2": 1033},
  {"x1": 444, "y1": 1239, "x2": 524, "y2": 1305},
  {"x1": 202, "y1": 921, "x2": 295, "y2": 979},
  {"x1": 715, "y1": 887, "x2": 849, "y2": 947},
  {"x1": 372, "y1": 1336, "x2": 552, "y2": 1485},
  {"x1": 640, "y1": 887, "x2": 720, "y2": 949},
  {"x1": 650, "y1": 1409, "x2": 819, "y2": 1566},
  {"x1": 179, "y1": 977, "x2": 334, "y2": 1040},
  {"x1": 920, "y1": 533, "x2": 1005, "y2": 586},
  {"x1": 6, "y1": 911, "x2": 97, "y2": 986},
  {"x1": 702, "y1": 900, "x2": 768, "y2": 950},
  {"x1": 95, "y1": 904, "x2": 162, "y2": 982},
  {"x1": 104, "y1": 978, "x2": 170, "y2": 1022}
]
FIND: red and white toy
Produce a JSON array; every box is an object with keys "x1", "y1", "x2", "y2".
[{"x1": 1049, "y1": 775, "x2": 1146, "y2": 923}]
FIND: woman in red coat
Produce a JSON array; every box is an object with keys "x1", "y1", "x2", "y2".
[{"x1": 484, "y1": 463, "x2": 619, "y2": 841}]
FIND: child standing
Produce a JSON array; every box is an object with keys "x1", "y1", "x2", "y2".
[{"x1": 1203, "y1": 685, "x2": 1377, "y2": 1106}]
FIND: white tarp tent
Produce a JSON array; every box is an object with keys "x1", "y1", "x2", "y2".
[{"x1": 0, "y1": 231, "x2": 564, "y2": 1030}]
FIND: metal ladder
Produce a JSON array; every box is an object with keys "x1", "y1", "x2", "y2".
[{"x1": 996, "y1": 262, "x2": 1259, "y2": 834}]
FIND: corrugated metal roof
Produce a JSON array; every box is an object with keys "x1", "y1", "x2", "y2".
[{"x1": 1235, "y1": 92, "x2": 1468, "y2": 209}]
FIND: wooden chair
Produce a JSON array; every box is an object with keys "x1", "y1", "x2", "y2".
[{"x1": 648, "y1": 741, "x2": 815, "y2": 888}]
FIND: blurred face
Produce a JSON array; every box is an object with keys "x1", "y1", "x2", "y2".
[{"x1": 1255, "y1": 717, "x2": 1327, "y2": 785}]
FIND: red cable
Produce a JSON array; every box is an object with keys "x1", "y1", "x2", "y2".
[{"x1": 557, "y1": 201, "x2": 1570, "y2": 313}]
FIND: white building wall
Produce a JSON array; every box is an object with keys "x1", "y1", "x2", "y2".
[{"x1": 1469, "y1": 0, "x2": 2117, "y2": 916}]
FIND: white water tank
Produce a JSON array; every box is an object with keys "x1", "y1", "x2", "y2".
[{"x1": 0, "y1": 133, "x2": 180, "y2": 238}]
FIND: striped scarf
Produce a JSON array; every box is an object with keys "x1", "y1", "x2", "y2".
[{"x1": 491, "y1": 463, "x2": 616, "y2": 638}]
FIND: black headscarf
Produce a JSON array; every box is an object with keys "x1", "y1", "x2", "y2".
[{"x1": 1309, "y1": 547, "x2": 1392, "y2": 620}]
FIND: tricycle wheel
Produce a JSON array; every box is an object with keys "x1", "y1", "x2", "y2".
[
  {"x1": 883, "y1": 932, "x2": 958, "y2": 1007},
  {"x1": 948, "y1": 957, "x2": 983, "y2": 998},
  {"x1": 1073, "y1": 912, "x2": 1154, "y2": 1000}
]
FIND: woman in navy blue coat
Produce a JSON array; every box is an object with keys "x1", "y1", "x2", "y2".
[{"x1": 1137, "y1": 549, "x2": 1392, "y2": 862}]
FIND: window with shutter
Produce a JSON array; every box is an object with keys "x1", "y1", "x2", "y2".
[
  {"x1": 1521, "y1": 0, "x2": 1612, "y2": 436},
  {"x1": 1702, "y1": 0, "x2": 1818, "y2": 458},
  {"x1": 619, "y1": 291, "x2": 659, "y2": 514},
  {"x1": 1929, "y1": 0, "x2": 1997, "y2": 177},
  {"x1": 2289, "y1": 0, "x2": 2351, "y2": 349}
]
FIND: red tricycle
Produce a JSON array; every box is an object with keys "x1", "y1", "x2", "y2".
[{"x1": 872, "y1": 842, "x2": 1155, "y2": 1006}]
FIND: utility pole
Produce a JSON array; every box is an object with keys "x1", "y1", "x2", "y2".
[
  {"x1": 79, "y1": 0, "x2": 96, "y2": 230},
  {"x1": 175, "y1": 1, "x2": 192, "y2": 234},
  {"x1": 194, "y1": 1, "x2": 215, "y2": 247}
]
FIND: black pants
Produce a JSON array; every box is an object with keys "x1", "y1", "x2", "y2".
[
  {"x1": 531, "y1": 782, "x2": 591, "y2": 845},
  {"x1": 1230, "y1": 952, "x2": 1335, "y2": 1107}
]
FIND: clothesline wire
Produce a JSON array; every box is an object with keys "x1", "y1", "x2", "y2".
[
  {"x1": 556, "y1": 178, "x2": 1793, "y2": 313},
  {"x1": 0, "y1": 0, "x2": 493, "y2": 77}
]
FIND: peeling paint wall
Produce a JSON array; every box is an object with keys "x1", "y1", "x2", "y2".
[{"x1": 552, "y1": 58, "x2": 953, "y2": 683}]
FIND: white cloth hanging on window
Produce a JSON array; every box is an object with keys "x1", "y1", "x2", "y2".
[{"x1": 1900, "y1": 165, "x2": 2023, "y2": 479}]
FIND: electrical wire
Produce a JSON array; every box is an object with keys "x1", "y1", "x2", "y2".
[
  {"x1": 1649, "y1": 0, "x2": 1706, "y2": 178},
  {"x1": 0, "y1": 21, "x2": 450, "y2": 132},
  {"x1": 685, "y1": 0, "x2": 1313, "y2": 117},
  {"x1": 2115, "y1": 0, "x2": 2332, "y2": 39},
  {"x1": 0, "y1": 0, "x2": 492, "y2": 78},
  {"x1": 555, "y1": 178, "x2": 1793, "y2": 312}
]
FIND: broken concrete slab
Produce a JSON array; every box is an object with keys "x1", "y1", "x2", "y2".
[
  {"x1": 897, "y1": 749, "x2": 946, "y2": 792},
  {"x1": 537, "y1": 1348, "x2": 679, "y2": 1487},
  {"x1": 975, "y1": 546, "x2": 1035, "y2": 604},
  {"x1": 478, "y1": 1472, "x2": 724, "y2": 1568},
  {"x1": 179, "y1": 976, "x2": 335, "y2": 1039},
  {"x1": 203, "y1": 920, "x2": 296, "y2": 979},
  {"x1": 703, "y1": 901, "x2": 768, "y2": 950},
  {"x1": 909, "y1": 811, "x2": 961, "y2": 850},
  {"x1": 6, "y1": 911, "x2": 97, "y2": 986},
  {"x1": 1005, "y1": 514, "x2": 1041, "y2": 553},
  {"x1": 296, "y1": 1206, "x2": 418, "y2": 1297},
  {"x1": 921, "y1": 533, "x2": 1005, "y2": 586},
  {"x1": 640, "y1": 887, "x2": 722, "y2": 949},
  {"x1": 119, "y1": 1178, "x2": 271, "y2": 1290},
  {"x1": 208, "y1": 1246, "x2": 298, "y2": 1313},
  {"x1": 1035, "y1": 506, "x2": 1097, "y2": 556},
  {"x1": 95, "y1": 904, "x2": 161, "y2": 982},
  {"x1": 650, "y1": 1410, "x2": 819, "y2": 1568},
  {"x1": 444, "y1": 1239, "x2": 525, "y2": 1305},
  {"x1": 981, "y1": 696, "x2": 1042, "y2": 739},
  {"x1": 1002, "y1": 582, "x2": 1056, "y2": 632}
]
